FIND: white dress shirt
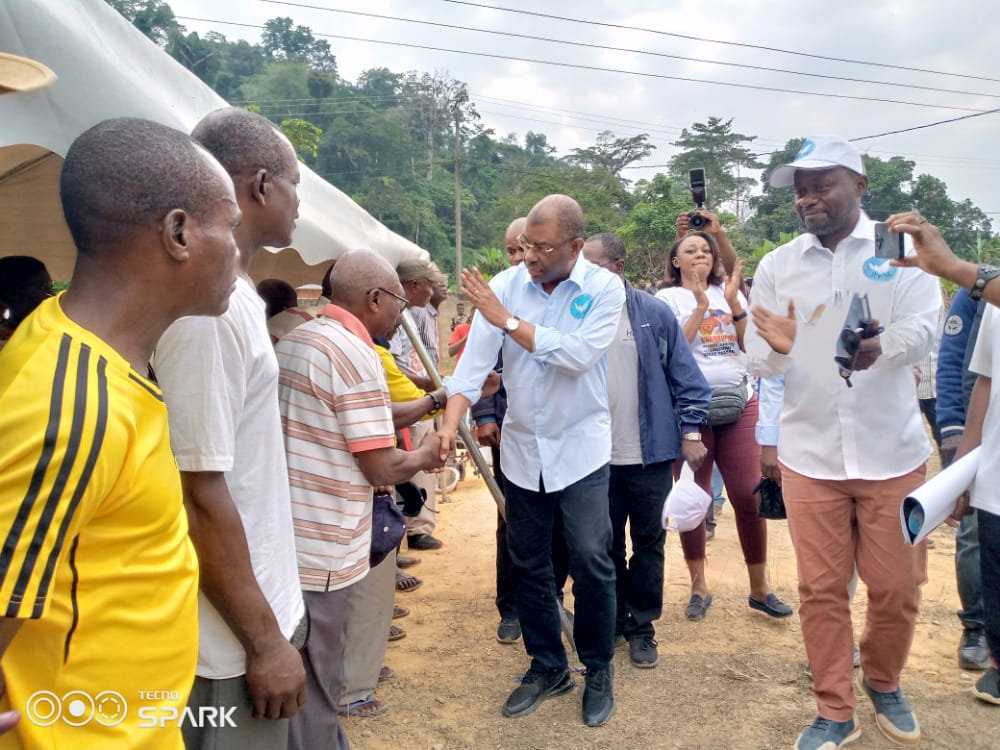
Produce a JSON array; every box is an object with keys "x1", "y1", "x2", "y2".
[
  {"x1": 445, "y1": 258, "x2": 625, "y2": 492},
  {"x1": 745, "y1": 213, "x2": 941, "y2": 480}
]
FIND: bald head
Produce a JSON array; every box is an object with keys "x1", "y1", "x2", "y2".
[
  {"x1": 60, "y1": 117, "x2": 232, "y2": 257},
  {"x1": 504, "y1": 217, "x2": 527, "y2": 247},
  {"x1": 526, "y1": 195, "x2": 584, "y2": 239},
  {"x1": 192, "y1": 107, "x2": 296, "y2": 178},
  {"x1": 503, "y1": 217, "x2": 527, "y2": 266},
  {"x1": 329, "y1": 250, "x2": 398, "y2": 309}
]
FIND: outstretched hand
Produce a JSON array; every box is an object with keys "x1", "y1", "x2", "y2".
[
  {"x1": 751, "y1": 301, "x2": 798, "y2": 354},
  {"x1": 724, "y1": 257, "x2": 745, "y2": 309},
  {"x1": 689, "y1": 272, "x2": 710, "y2": 311},
  {"x1": 460, "y1": 268, "x2": 507, "y2": 328}
]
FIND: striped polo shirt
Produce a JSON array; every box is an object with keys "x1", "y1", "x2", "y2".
[{"x1": 275, "y1": 305, "x2": 396, "y2": 592}]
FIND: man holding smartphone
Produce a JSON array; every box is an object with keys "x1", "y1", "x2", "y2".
[{"x1": 745, "y1": 136, "x2": 941, "y2": 750}]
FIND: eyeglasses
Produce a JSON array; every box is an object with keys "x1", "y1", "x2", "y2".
[
  {"x1": 595, "y1": 258, "x2": 622, "y2": 271},
  {"x1": 369, "y1": 287, "x2": 408, "y2": 311},
  {"x1": 517, "y1": 233, "x2": 578, "y2": 255}
]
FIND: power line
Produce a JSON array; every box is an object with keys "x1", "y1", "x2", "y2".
[
  {"x1": 440, "y1": 0, "x2": 1000, "y2": 84},
  {"x1": 849, "y1": 107, "x2": 1000, "y2": 142},
  {"x1": 174, "y1": 16, "x2": 990, "y2": 113},
  {"x1": 260, "y1": 0, "x2": 1000, "y2": 101}
]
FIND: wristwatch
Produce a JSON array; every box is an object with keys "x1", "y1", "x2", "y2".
[
  {"x1": 504, "y1": 316, "x2": 520, "y2": 332},
  {"x1": 970, "y1": 264, "x2": 1000, "y2": 301},
  {"x1": 682, "y1": 432, "x2": 702, "y2": 442}
]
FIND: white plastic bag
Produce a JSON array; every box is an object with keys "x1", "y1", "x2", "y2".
[{"x1": 661, "y1": 463, "x2": 713, "y2": 532}]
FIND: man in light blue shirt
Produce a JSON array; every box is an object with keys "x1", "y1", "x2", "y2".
[{"x1": 438, "y1": 194, "x2": 625, "y2": 727}]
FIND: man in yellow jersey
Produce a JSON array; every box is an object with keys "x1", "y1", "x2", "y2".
[{"x1": 0, "y1": 117, "x2": 239, "y2": 748}]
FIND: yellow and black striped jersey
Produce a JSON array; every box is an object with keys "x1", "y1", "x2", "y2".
[{"x1": 0, "y1": 296, "x2": 198, "y2": 749}]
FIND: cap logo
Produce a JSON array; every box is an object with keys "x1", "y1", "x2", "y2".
[{"x1": 796, "y1": 140, "x2": 815, "y2": 160}]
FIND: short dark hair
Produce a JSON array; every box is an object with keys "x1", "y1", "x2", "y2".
[
  {"x1": 666, "y1": 231, "x2": 725, "y2": 286},
  {"x1": 586, "y1": 232, "x2": 625, "y2": 264},
  {"x1": 59, "y1": 118, "x2": 224, "y2": 256},
  {"x1": 192, "y1": 108, "x2": 295, "y2": 177},
  {"x1": 256, "y1": 278, "x2": 298, "y2": 318},
  {"x1": 0, "y1": 256, "x2": 48, "y2": 305}
]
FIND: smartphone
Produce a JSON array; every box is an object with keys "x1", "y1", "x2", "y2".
[{"x1": 873, "y1": 221, "x2": 905, "y2": 260}]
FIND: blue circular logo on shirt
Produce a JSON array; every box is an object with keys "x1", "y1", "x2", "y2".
[
  {"x1": 862, "y1": 256, "x2": 898, "y2": 282},
  {"x1": 796, "y1": 140, "x2": 815, "y2": 159},
  {"x1": 570, "y1": 294, "x2": 594, "y2": 319}
]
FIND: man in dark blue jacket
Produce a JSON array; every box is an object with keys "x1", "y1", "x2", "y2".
[
  {"x1": 583, "y1": 233, "x2": 711, "y2": 668},
  {"x1": 936, "y1": 287, "x2": 990, "y2": 670}
]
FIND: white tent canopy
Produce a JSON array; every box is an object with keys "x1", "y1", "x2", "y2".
[{"x1": 0, "y1": 0, "x2": 428, "y2": 280}]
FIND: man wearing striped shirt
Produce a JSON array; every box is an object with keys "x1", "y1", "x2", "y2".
[{"x1": 275, "y1": 250, "x2": 443, "y2": 750}]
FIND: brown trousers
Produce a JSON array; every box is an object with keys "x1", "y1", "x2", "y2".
[{"x1": 781, "y1": 463, "x2": 927, "y2": 721}]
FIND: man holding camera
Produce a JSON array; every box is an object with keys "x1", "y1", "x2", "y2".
[{"x1": 745, "y1": 136, "x2": 941, "y2": 750}]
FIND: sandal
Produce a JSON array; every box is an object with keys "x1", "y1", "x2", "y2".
[
  {"x1": 339, "y1": 696, "x2": 388, "y2": 718},
  {"x1": 388, "y1": 624, "x2": 406, "y2": 641},
  {"x1": 395, "y1": 571, "x2": 423, "y2": 593},
  {"x1": 393, "y1": 604, "x2": 410, "y2": 619},
  {"x1": 378, "y1": 665, "x2": 396, "y2": 684}
]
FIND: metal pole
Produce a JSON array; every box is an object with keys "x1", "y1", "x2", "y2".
[{"x1": 399, "y1": 310, "x2": 504, "y2": 516}]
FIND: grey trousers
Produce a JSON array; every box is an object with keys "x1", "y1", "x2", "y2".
[
  {"x1": 183, "y1": 674, "x2": 289, "y2": 750},
  {"x1": 341, "y1": 552, "x2": 395, "y2": 705},
  {"x1": 288, "y1": 588, "x2": 351, "y2": 750}
]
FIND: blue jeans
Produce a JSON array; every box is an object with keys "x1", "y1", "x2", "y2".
[
  {"x1": 956, "y1": 510, "x2": 985, "y2": 630},
  {"x1": 504, "y1": 465, "x2": 615, "y2": 672},
  {"x1": 609, "y1": 461, "x2": 672, "y2": 640}
]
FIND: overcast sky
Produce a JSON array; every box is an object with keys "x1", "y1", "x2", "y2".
[{"x1": 170, "y1": 0, "x2": 1000, "y2": 222}]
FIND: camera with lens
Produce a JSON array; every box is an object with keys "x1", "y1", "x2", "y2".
[{"x1": 688, "y1": 168, "x2": 708, "y2": 229}]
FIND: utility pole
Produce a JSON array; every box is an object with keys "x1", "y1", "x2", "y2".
[{"x1": 452, "y1": 85, "x2": 468, "y2": 276}]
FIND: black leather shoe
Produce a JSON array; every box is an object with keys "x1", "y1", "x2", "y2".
[
  {"x1": 582, "y1": 665, "x2": 615, "y2": 727},
  {"x1": 503, "y1": 668, "x2": 574, "y2": 718},
  {"x1": 748, "y1": 593, "x2": 794, "y2": 618},
  {"x1": 407, "y1": 533, "x2": 443, "y2": 550},
  {"x1": 959, "y1": 628, "x2": 991, "y2": 670}
]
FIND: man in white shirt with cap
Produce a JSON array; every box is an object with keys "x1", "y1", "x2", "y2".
[{"x1": 745, "y1": 136, "x2": 941, "y2": 750}]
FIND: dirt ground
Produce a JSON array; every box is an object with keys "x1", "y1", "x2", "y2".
[
  {"x1": 338, "y1": 299, "x2": 999, "y2": 748},
  {"x1": 342, "y1": 464, "x2": 997, "y2": 750}
]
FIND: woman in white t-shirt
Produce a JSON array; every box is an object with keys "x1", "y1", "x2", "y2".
[{"x1": 656, "y1": 231, "x2": 792, "y2": 622}]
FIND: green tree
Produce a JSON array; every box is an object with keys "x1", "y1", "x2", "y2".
[
  {"x1": 745, "y1": 138, "x2": 803, "y2": 249},
  {"x1": 617, "y1": 174, "x2": 690, "y2": 282},
  {"x1": 861, "y1": 154, "x2": 915, "y2": 219},
  {"x1": 261, "y1": 17, "x2": 337, "y2": 74},
  {"x1": 566, "y1": 131, "x2": 655, "y2": 178},
  {"x1": 669, "y1": 117, "x2": 763, "y2": 220},
  {"x1": 106, "y1": 0, "x2": 179, "y2": 45},
  {"x1": 280, "y1": 118, "x2": 322, "y2": 161},
  {"x1": 911, "y1": 174, "x2": 992, "y2": 258}
]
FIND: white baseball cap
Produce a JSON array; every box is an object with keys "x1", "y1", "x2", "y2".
[{"x1": 769, "y1": 135, "x2": 865, "y2": 188}]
